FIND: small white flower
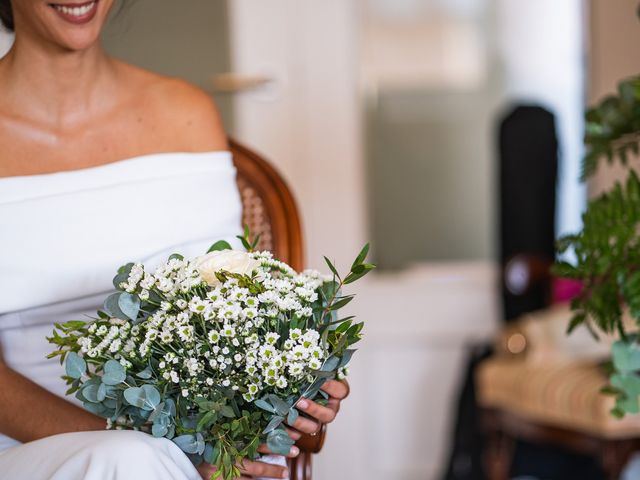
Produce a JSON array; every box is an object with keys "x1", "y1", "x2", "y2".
[
  {"x1": 175, "y1": 299, "x2": 188, "y2": 310},
  {"x1": 265, "y1": 332, "x2": 280, "y2": 345},
  {"x1": 308, "y1": 358, "x2": 322, "y2": 370}
]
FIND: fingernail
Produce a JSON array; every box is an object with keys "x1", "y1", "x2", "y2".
[
  {"x1": 282, "y1": 469, "x2": 289, "y2": 478},
  {"x1": 289, "y1": 446, "x2": 299, "y2": 456},
  {"x1": 297, "y1": 399, "x2": 309, "y2": 409}
]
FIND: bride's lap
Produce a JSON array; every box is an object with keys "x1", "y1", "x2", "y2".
[{"x1": 0, "y1": 430, "x2": 201, "y2": 480}]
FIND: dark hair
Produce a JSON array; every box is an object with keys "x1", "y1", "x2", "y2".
[{"x1": 0, "y1": 0, "x2": 13, "y2": 32}]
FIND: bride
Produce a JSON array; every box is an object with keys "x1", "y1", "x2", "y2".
[{"x1": 0, "y1": 0, "x2": 349, "y2": 479}]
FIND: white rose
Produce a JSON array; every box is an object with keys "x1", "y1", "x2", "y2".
[{"x1": 193, "y1": 250, "x2": 261, "y2": 285}]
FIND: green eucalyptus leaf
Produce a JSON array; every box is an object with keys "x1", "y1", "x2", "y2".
[
  {"x1": 135, "y1": 366, "x2": 153, "y2": 380},
  {"x1": 152, "y1": 423, "x2": 168, "y2": 438},
  {"x1": 321, "y1": 355, "x2": 340, "y2": 372},
  {"x1": 254, "y1": 398, "x2": 276, "y2": 414},
  {"x1": 287, "y1": 408, "x2": 299, "y2": 426},
  {"x1": 65, "y1": 351, "x2": 86, "y2": 379},
  {"x1": 118, "y1": 293, "x2": 141, "y2": 321},
  {"x1": 82, "y1": 383, "x2": 101, "y2": 403},
  {"x1": 102, "y1": 359, "x2": 126, "y2": 386},
  {"x1": 173, "y1": 434, "x2": 201, "y2": 454},
  {"x1": 612, "y1": 340, "x2": 640, "y2": 374},
  {"x1": 263, "y1": 415, "x2": 285, "y2": 434},
  {"x1": 338, "y1": 349, "x2": 356, "y2": 369},
  {"x1": 267, "y1": 395, "x2": 290, "y2": 416},
  {"x1": 104, "y1": 293, "x2": 127, "y2": 320},
  {"x1": 266, "y1": 428, "x2": 295, "y2": 456}
]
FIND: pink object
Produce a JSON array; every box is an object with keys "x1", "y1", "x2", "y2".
[{"x1": 552, "y1": 277, "x2": 583, "y2": 303}]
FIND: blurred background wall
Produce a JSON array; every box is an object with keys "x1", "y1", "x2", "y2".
[
  {"x1": 3, "y1": 1, "x2": 640, "y2": 478},
  {"x1": 588, "y1": 0, "x2": 640, "y2": 196}
]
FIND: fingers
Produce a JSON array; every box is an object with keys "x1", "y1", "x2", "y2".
[
  {"x1": 321, "y1": 379, "x2": 350, "y2": 400},
  {"x1": 239, "y1": 459, "x2": 289, "y2": 479},
  {"x1": 197, "y1": 463, "x2": 217, "y2": 480},
  {"x1": 289, "y1": 408, "x2": 322, "y2": 434},
  {"x1": 284, "y1": 426, "x2": 302, "y2": 441},
  {"x1": 296, "y1": 398, "x2": 336, "y2": 424},
  {"x1": 198, "y1": 456, "x2": 292, "y2": 480},
  {"x1": 257, "y1": 443, "x2": 300, "y2": 458}
]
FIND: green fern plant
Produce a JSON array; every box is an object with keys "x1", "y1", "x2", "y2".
[{"x1": 555, "y1": 70, "x2": 640, "y2": 417}]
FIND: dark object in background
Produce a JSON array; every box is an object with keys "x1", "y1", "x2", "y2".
[
  {"x1": 510, "y1": 440, "x2": 605, "y2": 480},
  {"x1": 499, "y1": 105, "x2": 558, "y2": 322},
  {"x1": 441, "y1": 344, "x2": 493, "y2": 480}
]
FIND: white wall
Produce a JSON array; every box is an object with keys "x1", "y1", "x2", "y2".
[
  {"x1": 227, "y1": 0, "x2": 368, "y2": 271},
  {"x1": 496, "y1": 0, "x2": 587, "y2": 246}
]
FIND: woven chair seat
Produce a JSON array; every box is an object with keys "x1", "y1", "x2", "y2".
[{"x1": 478, "y1": 358, "x2": 640, "y2": 439}]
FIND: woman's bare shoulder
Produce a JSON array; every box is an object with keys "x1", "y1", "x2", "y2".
[{"x1": 114, "y1": 61, "x2": 228, "y2": 152}]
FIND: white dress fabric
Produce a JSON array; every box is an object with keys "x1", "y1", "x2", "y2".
[{"x1": 0, "y1": 152, "x2": 285, "y2": 479}]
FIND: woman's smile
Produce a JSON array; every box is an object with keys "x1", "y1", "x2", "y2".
[{"x1": 48, "y1": 0, "x2": 99, "y2": 25}]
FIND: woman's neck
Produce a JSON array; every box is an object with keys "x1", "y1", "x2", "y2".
[{"x1": 0, "y1": 34, "x2": 118, "y2": 128}]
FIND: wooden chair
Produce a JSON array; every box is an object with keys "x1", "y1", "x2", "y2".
[
  {"x1": 230, "y1": 139, "x2": 327, "y2": 480},
  {"x1": 478, "y1": 256, "x2": 640, "y2": 479}
]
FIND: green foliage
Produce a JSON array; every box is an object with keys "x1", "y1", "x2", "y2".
[
  {"x1": 555, "y1": 171, "x2": 640, "y2": 337},
  {"x1": 582, "y1": 76, "x2": 640, "y2": 179},
  {"x1": 47, "y1": 232, "x2": 375, "y2": 480},
  {"x1": 556, "y1": 42, "x2": 640, "y2": 417}
]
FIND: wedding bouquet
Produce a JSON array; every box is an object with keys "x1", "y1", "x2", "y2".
[{"x1": 48, "y1": 229, "x2": 373, "y2": 479}]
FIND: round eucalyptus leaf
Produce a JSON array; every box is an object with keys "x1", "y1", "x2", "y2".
[
  {"x1": 123, "y1": 387, "x2": 146, "y2": 408},
  {"x1": 82, "y1": 383, "x2": 101, "y2": 403},
  {"x1": 103, "y1": 293, "x2": 127, "y2": 319},
  {"x1": 165, "y1": 398, "x2": 176, "y2": 417},
  {"x1": 97, "y1": 383, "x2": 107, "y2": 402},
  {"x1": 173, "y1": 434, "x2": 199, "y2": 454},
  {"x1": 263, "y1": 415, "x2": 285, "y2": 434},
  {"x1": 148, "y1": 402, "x2": 165, "y2": 423},
  {"x1": 203, "y1": 443, "x2": 216, "y2": 464},
  {"x1": 83, "y1": 401, "x2": 108, "y2": 416},
  {"x1": 195, "y1": 433, "x2": 205, "y2": 455},
  {"x1": 142, "y1": 385, "x2": 161, "y2": 409},
  {"x1": 65, "y1": 352, "x2": 86, "y2": 379},
  {"x1": 266, "y1": 429, "x2": 294, "y2": 456},
  {"x1": 136, "y1": 366, "x2": 153, "y2": 380},
  {"x1": 118, "y1": 292, "x2": 141, "y2": 321},
  {"x1": 152, "y1": 423, "x2": 168, "y2": 438},
  {"x1": 123, "y1": 385, "x2": 161, "y2": 410},
  {"x1": 612, "y1": 340, "x2": 640, "y2": 373},
  {"x1": 102, "y1": 360, "x2": 126, "y2": 386}
]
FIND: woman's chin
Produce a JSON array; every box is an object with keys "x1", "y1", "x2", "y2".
[{"x1": 53, "y1": 33, "x2": 101, "y2": 52}]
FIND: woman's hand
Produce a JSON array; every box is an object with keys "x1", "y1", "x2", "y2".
[
  {"x1": 196, "y1": 444, "x2": 299, "y2": 480},
  {"x1": 286, "y1": 379, "x2": 350, "y2": 438}
]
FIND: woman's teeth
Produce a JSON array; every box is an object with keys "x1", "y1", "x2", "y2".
[{"x1": 53, "y1": 2, "x2": 96, "y2": 17}]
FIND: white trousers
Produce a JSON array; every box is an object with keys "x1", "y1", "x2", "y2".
[
  {"x1": 0, "y1": 430, "x2": 288, "y2": 480},
  {"x1": 0, "y1": 430, "x2": 201, "y2": 480}
]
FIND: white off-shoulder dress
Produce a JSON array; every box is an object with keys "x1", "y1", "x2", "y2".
[{"x1": 0, "y1": 152, "x2": 284, "y2": 479}]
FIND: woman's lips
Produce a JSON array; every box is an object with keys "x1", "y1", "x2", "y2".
[{"x1": 49, "y1": 0, "x2": 99, "y2": 25}]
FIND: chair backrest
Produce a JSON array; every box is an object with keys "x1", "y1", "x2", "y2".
[
  {"x1": 231, "y1": 139, "x2": 304, "y2": 271},
  {"x1": 230, "y1": 139, "x2": 324, "y2": 480}
]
